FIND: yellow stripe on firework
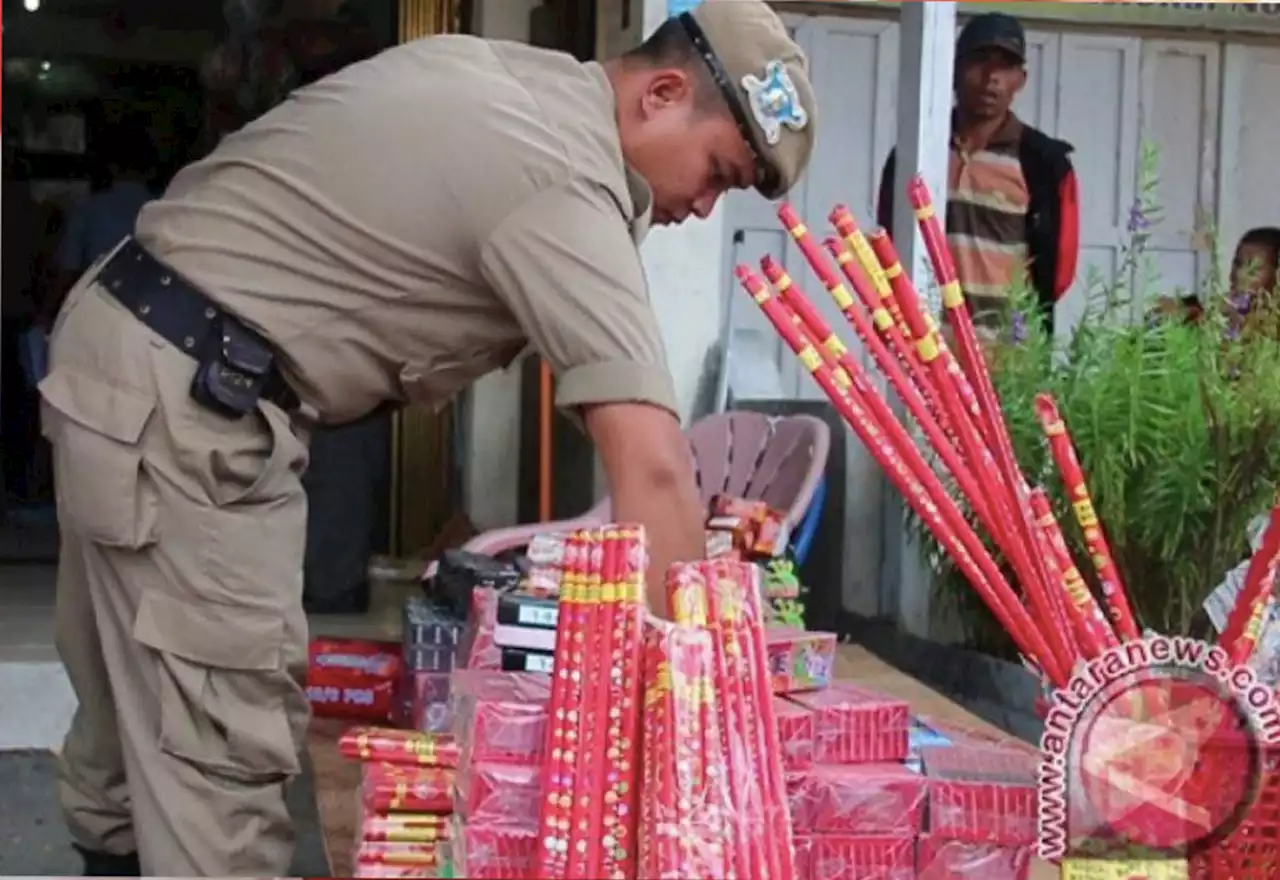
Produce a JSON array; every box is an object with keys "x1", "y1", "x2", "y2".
[
  {"x1": 829, "y1": 283, "x2": 854, "y2": 310},
  {"x1": 942, "y1": 281, "x2": 965, "y2": 310},
  {"x1": 798, "y1": 345, "x2": 823, "y2": 373},
  {"x1": 916, "y1": 335, "x2": 940, "y2": 363},
  {"x1": 824, "y1": 334, "x2": 848, "y2": 359}
]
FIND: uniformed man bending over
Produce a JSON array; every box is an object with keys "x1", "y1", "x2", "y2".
[{"x1": 42, "y1": 0, "x2": 816, "y2": 874}]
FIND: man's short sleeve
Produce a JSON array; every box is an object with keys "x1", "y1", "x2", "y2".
[{"x1": 479, "y1": 179, "x2": 679, "y2": 416}]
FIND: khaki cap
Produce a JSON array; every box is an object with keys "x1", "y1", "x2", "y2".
[{"x1": 679, "y1": 0, "x2": 816, "y2": 199}]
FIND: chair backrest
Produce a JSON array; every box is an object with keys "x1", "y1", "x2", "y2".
[{"x1": 686, "y1": 410, "x2": 830, "y2": 528}]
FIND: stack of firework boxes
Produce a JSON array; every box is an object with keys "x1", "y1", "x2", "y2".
[{"x1": 774, "y1": 673, "x2": 1039, "y2": 879}]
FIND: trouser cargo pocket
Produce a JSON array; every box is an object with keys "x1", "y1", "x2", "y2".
[
  {"x1": 39, "y1": 366, "x2": 158, "y2": 549},
  {"x1": 132, "y1": 590, "x2": 303, "y2": 785}
]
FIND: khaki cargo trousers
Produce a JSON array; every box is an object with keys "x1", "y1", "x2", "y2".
[{"x1": 41, "y1": 262, "x2": 312, "y2": 875}]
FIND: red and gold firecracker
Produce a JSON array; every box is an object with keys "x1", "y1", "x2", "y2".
[
  {"x1": 359, "y1": 762, "x2": 453, "y2": 814},
  {"x1": 360, "y1": 814, "x2": 452, "y2": 844},
  {"x1": 340, "y1": 727, "x2": 460, "y2": 768}
]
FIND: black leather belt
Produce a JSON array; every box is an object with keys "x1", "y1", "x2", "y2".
[{"x1": 96, "y1": 238, "x2": 300, "y2": 416}]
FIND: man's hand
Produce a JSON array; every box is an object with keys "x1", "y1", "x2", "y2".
[{"x1": 584, "y1": 402, "x2": 705, "y2": 619}]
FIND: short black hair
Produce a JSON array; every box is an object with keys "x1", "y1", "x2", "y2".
[
  {"x1": 1238, "y1": 227, "x2": 1280, "y2": 266},
  {"x1": 622, "y1": 16, "x2": 720, "y2": 107}
]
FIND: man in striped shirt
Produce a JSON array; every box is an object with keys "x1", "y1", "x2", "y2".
[{"x1": 877, "y1": 12, "x2": 1079, "y2": 337}]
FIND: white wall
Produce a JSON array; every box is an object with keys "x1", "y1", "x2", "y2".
[{"x1": 461, "y1": 0, "x2": 727, "y2": 530}]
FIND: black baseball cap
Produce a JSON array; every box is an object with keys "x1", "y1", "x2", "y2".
[{"x1": 956, "y1": 13, "x2": 1026, "y2": 64}]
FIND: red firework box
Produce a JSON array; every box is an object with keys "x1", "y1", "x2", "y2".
[
  {"x1": 786, "y1": 682, "x2": 910, "y2": 764},
  {"x1": 452, "y1": 816, "x2": 540, "y2": 880},
  {"x1": 307, "y1": 638, "x2": 404, "y2": 723},
  {"x1": 450, "y1": 671, "x2": 550, "y2": 770},
  {"x1": 766, "y1": 628, "x2": 837, "y2": 695},
  {"x1": 792, "y1": 763, "x2": 927, "y2": 836},
  {"x1": 794, "y1": 834, "x2": 915, "y2": 880},
  {"x1": 916, "y1": 835, "x2": 1032, "y2": 880},
  {"x1": 919, "y1": 743, "x2": 1039, "y2": 846},
  {"x1": 340, "y1": 727, "x2": 460, "y2": 768},
  {"x1": 774, "y1": 696, "x2": 815, "y2": 771},
  {"x1": 454, "y1": 761, "x2": 541, "y2": 827},
  {"x1": 360, "y1": 761, "x2": 453, "y2": 814}
]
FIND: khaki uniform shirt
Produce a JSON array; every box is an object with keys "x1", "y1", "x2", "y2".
[{"x1": 134, "y1": 36, "x2": 677, "y2": 426}]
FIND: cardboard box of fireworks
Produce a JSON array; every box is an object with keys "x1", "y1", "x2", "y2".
[{"x1": 304, "y1": 517, "x2": 1057, "y2": 880}]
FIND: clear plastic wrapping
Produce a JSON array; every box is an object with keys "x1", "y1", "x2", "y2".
[
  {"x1": 774, "y1": 696, "x2": 815, "y2": 771},
  {"x1": 404, "y1": 671, "x2": 452, "y2": 734},
  {"x1": 638, "y1": 560, "x2": 798, "y2": 880},
  {"x1": 453, "y1": 761, "x2": 541, "y2": 827},
  {"x1": 916, "y1": 834, "x2": 1032, "y2": 879},
  {"x1": 919, "y1": 743, "x2": 1038, "y2": 845},
  {"x1": 460, "y1": 587, "x2": 502, "y2": 670},
  {"x1": 794, "y1": 834, "x2": 914, "y2": 880},
  {"x1": 787, "y1": 682, "x2": 910, "y2": 764},
  {"x1": 790, "y1": 763, "x2": 926, "y2": 836},
  {"x1": 449, "y1": 671, "x2": 550, "y2": 770},
  {"x1": 452, "y1": 813, "x2": 540, "y2": 878}
]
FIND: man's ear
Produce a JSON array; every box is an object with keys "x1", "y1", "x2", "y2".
[
  {"x1": 640, "y1": 68, "x2": 696, "y2": 118},
  {"x1": 1014, "y1": 67, "x2": 1028, "y2": 95}
]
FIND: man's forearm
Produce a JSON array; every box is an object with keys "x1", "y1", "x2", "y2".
[{"x1": 612, "y1": 478, "x2": 705, "y2": 618}]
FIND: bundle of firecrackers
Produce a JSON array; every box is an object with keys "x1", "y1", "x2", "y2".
[
  {"x1": 705, "y1": 494, "x2": 790, "y2": 562},
  {"x1": 735, "y1": 178, "x2": 1280, "y2": 851},
  {"x1": 533, "y1": 525, "x2": 649, "y2": 880},
  {"x1": 641, "y1": 558, "x2": 797, "y2": 880}
]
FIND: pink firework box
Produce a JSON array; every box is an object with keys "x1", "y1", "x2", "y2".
[
  {"x1": 449, "y1": 670, "x2": 551, "y2": 770},
  {"x1": 919, "y1": 743, "x2": 1039, "y2": 846},
  {"x1": 786, "y1": 771, "x2": 817, "y2": 830},
  {"x1": 786, "y1": 682, "x2": 910, "y2": 764},
  {"x1": 804, "y1": 763, "x2": 927, "y2": 836},
  {"x1": 791, "y1": 834, "x2": 814, "y2": 879},
  {"x1": 774, "y1": 696, "x2": 815, "y2": 771},
  {"x1": 461, "y1": 587, "x2": 502, "y2": 670},
  {"x1": 454, "y1": 761, "x2": 542, "y2": 827},
  {"x1": 452, "y1": 815, "x2": 540, "y2": 880},
  {"x1": 766, "y1": 628, "x2": 837, "y2": 695},
  {"x1": 916, "y1": 835, "x2": 1032, "y2": 880},
  {"x1": 796, "y1": 834, "x2": 915, "y2": 880}
]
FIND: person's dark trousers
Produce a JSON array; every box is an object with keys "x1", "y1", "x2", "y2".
[
  {"x1": 1, "y1": 316, "x2": 39, "y2": 506},
  {"x1": 301, "y1": 410, "x2": 393, "y2": 614}
]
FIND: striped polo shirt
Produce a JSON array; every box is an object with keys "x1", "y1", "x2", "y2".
[{"x1": 946, "y1": 114, "x2": 1030, "y2": 331}]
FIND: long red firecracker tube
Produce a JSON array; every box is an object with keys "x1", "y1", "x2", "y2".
[
  {"x1": 762, "y1": 240, "x2": 983, "y2": 526},
  {"x1": 775, "y1": 205, "x2": 960, "y2": 460},
  {"x1": 736, "y1": 561, "x2": 798, "y2": 880},
  {"x1": 535, "y1": 532, "x2": 586, "y2": 879},
  {"x1": 1221, "y1": 496, "x2": 1280, "y2": 666},
  {"x1": 863, "y1": 219, "x2": 1077, "y2": 678},
  {"x1": 1033, "y1": 394, "x2": 1142, "y2": 643},
  {"x1": 830, "y1": 206, "x2": 987, "y2": 438},
  {"x1": 567, "y1": 532, "x2": 608, "y2": 879},
  {"x1": 595, "y1": 529, "x2": 627, "y2": 880},
  {"x1": 706, "y1": 565, "x2": 768, "y2": 880},
  {"x1": 736, "y1": 265, "x2": 1063, "y2": 686},
  {"x1": 821, "y1": 235, "x2": 960, "y2": 448},
  {"x1": 1029, "y1": 488, "x2": 1118, "y2": 659},
  {"x1": 761, "y1": 257, "x2": 1043, "y2": 674}
]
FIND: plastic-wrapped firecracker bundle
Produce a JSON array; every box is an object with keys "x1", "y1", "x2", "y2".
[
  {"x1": 786, "y1": 682, "x2": 910, "y2": 764},
  {"x1": 450, "y1": 671, "x2": 551, "y2": 770},
  {"x1": 644, "y1": 559, "x2": 797, "y2": 880},
  {"x1": 793, "y1": 834, "x2": 915, "y2": 880},
  {"x1": 919, "y1": 743, "x2": 1039, "y2": 846},
  {"x1": 360, "y1": 762, "x2": 454, "y2": 814},
  {"x1": 773, "y1": 696, "x2": 815, "y2": 771},
  {"x1": 916, "y1": 834, "x2": 1032, "y2": 880},
  {"x1": 354, "y1": 840, "x2": 446, "y2": 879},
  {"x1": 792, "y1": 763, "x2": 927, "y2": 836},
  {"x1": 451, "y1": 816, "x2": 540, "y2": 879},
  {"x1": 453, "y1": 761, "x2": 542, "y2": 827}
]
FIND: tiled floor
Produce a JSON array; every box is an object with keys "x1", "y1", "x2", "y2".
[{"x1": 0, "y1": 562, "x2": 419, "y2": 750}]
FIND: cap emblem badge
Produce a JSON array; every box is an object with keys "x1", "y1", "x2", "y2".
[{"x1": 742, "y1": 59, "x2": 808, "y2": 146}]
